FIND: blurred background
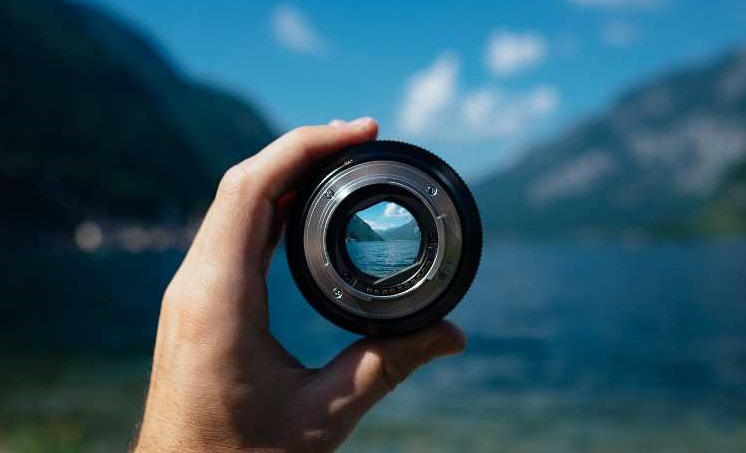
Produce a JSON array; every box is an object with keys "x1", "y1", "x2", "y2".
[{"x1": 2, "y1": 0, "x2": 746, "y2": 451}]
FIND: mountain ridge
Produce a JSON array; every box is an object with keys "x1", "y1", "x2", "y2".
[
  {"x1": 378, "y1": 219, "x2": 421, "y2": 241},
  {"x1": 346, "y1": 215, "x2": 383, "y2": 242},
  {"x1": 0, "y1": 0, "x2": 275, "y2": 238},
  {"x1": 475, "y1": 45, "x2": 746, "y2": 239}
]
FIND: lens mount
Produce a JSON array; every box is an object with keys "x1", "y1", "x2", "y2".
[
  {"x1": 325, "y1": 183, "x2": 438, "y2": 299},
  {"x1": 286, "y1": 141, "x2": 481, "y2": 335}
]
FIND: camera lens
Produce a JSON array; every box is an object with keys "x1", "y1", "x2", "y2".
[{"x1": 285, "y1": 140, "x2": 481, "y2": 335}]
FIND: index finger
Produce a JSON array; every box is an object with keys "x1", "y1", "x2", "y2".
[
  {"x1": 192, "y1": 118, "x2": 378, "y2": 269},
  {"x1": 220, "y1": 118, "x2": 378, "y2": 203}
]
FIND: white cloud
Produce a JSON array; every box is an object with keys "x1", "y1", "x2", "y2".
[
  {"x1": 461, "y1": 85, "x2": 560, "y2": 137},
  {"x1": 383, "y1": 203, "x2": 412, "y2": 218},
  {"x1": 484, "y1": 30, "x2": 547, "y2": 77},
  {"x1": 397, "y1": 54, "x2": 560, "y2": 141},
  {"x1": 601, "y1": 20, "x2": 641, "y2": 47},
  {"x1": 462, "y1": 89, "x2": 500, "y2": 129},
  {"x1": 359, "y1": 203, "x2": 414, "y2": 231},
  {"x1": 271, "y1": 3, "x2": 326, "y2": 56},
  {"x1": 398, "y1": 53, "x2": 459, "y2": 135},
  {"x1": 567, "y1": 0, "x2": 664, "y2": 9}
]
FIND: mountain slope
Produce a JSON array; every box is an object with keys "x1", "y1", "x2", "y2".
[
  {"x1": 346, "y1": 215, "x2": 383, "y2": 242},
  {"x1": 475, "y1": 46, "x2": 746, "y2": 239},
  {"x1": 0, "y1": 0, "x2": 275, "y2": 236},
  {"x1": 378, "y1": 220, "x2": 421, "y2": 241}
]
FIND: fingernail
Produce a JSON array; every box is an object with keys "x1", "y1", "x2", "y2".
[
  {"x1": 347, "y1": 117, "x2": 373, "y2": 128},
  {"x1": 328, "y1": 119, "x2": 347, "y2": 127}
]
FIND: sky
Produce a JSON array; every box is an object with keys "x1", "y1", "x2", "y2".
[
  {"x1": 356, "y1": 202, "x2": 415, "y2": 231},
  {"x1": 78, "y1": 0, "x2": 746, "y2": 181}
]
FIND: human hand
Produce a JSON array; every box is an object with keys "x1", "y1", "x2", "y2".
[{"x1": 134, "y1": 118, "x2": 466, "y2": 452}]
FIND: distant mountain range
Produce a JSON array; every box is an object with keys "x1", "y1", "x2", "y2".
[
  {"x1": 378, "y1": 219, "x2": 421, "y2": 241},
  {"x1": 0, "y1": 0, "x2": 275, "y2": 237},
  {"x1": 346, "y1": 216, "x2": 422, "y2": 242},
  {"x1": 4, "y1": 0, "x2": 744, "y2": 243},
  {"x1": 475, "y1": 46, "x2": 746, "y2": 239}
]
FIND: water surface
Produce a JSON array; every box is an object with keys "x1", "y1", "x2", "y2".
[
  {"x1": 2, "y1": 240, "x2": 746, "y2": 451},
  {"x1": 346, "y1": 240, "x2": 420, "y2": 277}
]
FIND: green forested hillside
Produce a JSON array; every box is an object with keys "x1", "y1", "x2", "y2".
[{"x1": 0, "y1": 0, "x2": 275, "y2": 236}]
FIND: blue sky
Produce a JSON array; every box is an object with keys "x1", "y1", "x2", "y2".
[
  {"x1": 356, "y1": 202, "x2": 415, "y2": 231},
  {"x1": 79, "y1": 0, "x2": 746, "y2": 180}
]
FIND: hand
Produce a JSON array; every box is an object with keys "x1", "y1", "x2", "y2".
[{"x1": 134, "y1": 118, "x2": 466, "y2": 452}]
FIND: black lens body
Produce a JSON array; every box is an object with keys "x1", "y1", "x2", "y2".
[{"x1": 285, "y1": 141, "x2": 481, "y2": 336}]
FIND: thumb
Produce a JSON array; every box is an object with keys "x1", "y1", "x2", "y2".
[{"x1": 302, "y1": 322, "x2": 465, "y2": 430}]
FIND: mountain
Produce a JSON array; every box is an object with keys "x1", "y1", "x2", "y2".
[
  {"x1": 0, "y1": 0, "x2": 275, "y2": 238},
  {"x1": 378, "y1": 220, "x2": 421, "y2": 241},
  {"x1": 346, "y1": 215, "x2": 383, "y2": 242},
  {"x1": 701, "y1": 160, "x2": 746, "y2": 234},
  {"x1": 475, "y1": 46, "x2": 746, "y2": 239}
]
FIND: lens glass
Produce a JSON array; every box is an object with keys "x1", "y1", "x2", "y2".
[{"x1": 345, "y1": 201, "x2": 422, "y2": 278}]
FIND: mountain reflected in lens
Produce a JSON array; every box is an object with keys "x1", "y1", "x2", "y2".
[{"x1": 345, "y1": 202, "x2": 421, "y2": 278}]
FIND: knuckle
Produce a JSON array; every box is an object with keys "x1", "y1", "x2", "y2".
[
  {"x1": 218, "y1": 164, "x2": 255, "y2": 196},
  {"x1": 366, "y1": 345, "x2": 414, "y2": 392},
  {"x1": 366, "y1": 342, "x2": 433, "y2": 393},
  {"x1": 161, "y1": 281, "x2": 180, "y2": 307},
  {"x1": 380, "y1": 356, "x2": 407, "y2": 391}
]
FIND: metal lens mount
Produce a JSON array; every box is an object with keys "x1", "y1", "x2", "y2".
[{"x1": 285, "y1": 141, "x2": 481, "y2": 335}]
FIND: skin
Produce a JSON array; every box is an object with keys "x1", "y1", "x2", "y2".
[{"x1": 134, "y1": 117, "x2": 466, "y2": 452}]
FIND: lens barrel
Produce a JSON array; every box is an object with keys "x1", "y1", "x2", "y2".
[{"x1": 285, "y1": 140, "x2": 481, "y2": 335}]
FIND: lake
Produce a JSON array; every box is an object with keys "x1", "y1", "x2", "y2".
[
  {"x1": 346, "y1": 239, "x2": 421, "y2": 277},
  {"x1": 1, "y1": 240, "x2": 746, "y2": 451}
]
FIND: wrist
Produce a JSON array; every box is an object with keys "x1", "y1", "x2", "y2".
[{"x1": 134, "y1": 413, "x2": 242, "y2": 453}]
